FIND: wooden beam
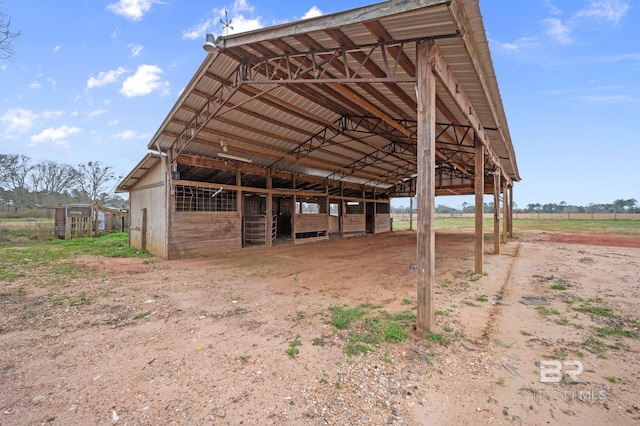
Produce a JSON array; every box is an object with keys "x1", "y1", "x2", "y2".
[
  {"x1": 474, "y1": 136, "x2": 484, "y2": 274},
  {"x1": 502, "y1": 179, "x2": 508, "y2": 244},
  {"x1": 493, "y1": 171, "x2": 500, "y2": 255},
  {"x1": 416, "y1": 40, "x2": 436, "y2": 334},
  {"x1": 266, "y1": 169, "x2": 273, "y2": 247},
  {"x1": 509, "y1": 184, "x2": 514, "y2": 238}
]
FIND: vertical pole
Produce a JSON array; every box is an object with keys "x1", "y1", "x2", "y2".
[
  {"x1": 474, "y1": 136, "x2": 484, "y2": 274},
  {"x1": 409, "y1": 197, "x2": 413, "y2": 231},
  {"x1": 508, "y1": 184, "x2": 514, "y2": 238},
  {"x1": 502, "y1": 179, "x2": 508, "y2": 244},
  {"x1": 266, "y1": 169, "x2": 273, "y2": 247},
  {"x1": 416, "y1": 40, "x2": 436, "y2": 334},
  {"x1": 141, "y1": 208, "x2": 147, "y2": 251},
  {"x1": 493, "y1": 170, "x2": 501, "y2": 254},
  {"x1": 292, "y1": 175, "x2": 297, "y2": 242}
]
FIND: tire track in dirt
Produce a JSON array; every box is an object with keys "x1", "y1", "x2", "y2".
[{"x1": 481, "y1": 242, "x2": 522, "y2": 338}]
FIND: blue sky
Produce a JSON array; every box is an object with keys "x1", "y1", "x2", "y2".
[{"x1": 1, "y1": 0, "x2": 638, "y2": 207}]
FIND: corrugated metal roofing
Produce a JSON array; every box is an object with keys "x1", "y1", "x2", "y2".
[{"x1": 130, "y1": 0, "x2": 519, "y2": 194}]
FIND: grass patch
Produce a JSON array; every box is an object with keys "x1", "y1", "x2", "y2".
[
  {"x1": 328, "y1": 304, "x2": 368, "y2": 329},
  {"x1": 575, "y1": 300, "x2": 613, "y2": 317},
  {"x1": 475, "y1": 295, "x2": 488, "y2": 302},
  {"x1": 536, "y1": 306, "x2": 560, "y2": 316},
  {"x1": 604, "y1": 376, "x2": 617, "y2": 383},
  {"x1": 520, "y1": 330, "x2": 532, "y2": 336},
  {"x1": 133, "y1": 311, "x2": 152, "y2": 320},
  {"x1": 595, "y1": 326, "x2": 637, "y2": 339},
  {"x1": 285, "y1": 335, "x2": 302, "y2": 358},
  {"x1": 324, "y1": 304, "x2": 412, "y2": 356},
  {"x1": 550, "y1": 283, "x2": 567, "y2": 290},
  {"x1": 425, "y1": 332, "x2": 451, "y2": 346}
]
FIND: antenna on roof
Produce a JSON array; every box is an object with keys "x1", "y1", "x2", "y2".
[{"x1": 219, "y1": 8, "x2": 233, "y2": 36}]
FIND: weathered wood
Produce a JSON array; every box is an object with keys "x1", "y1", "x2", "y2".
[
  {"x1": 510, "y1": 185, "x2": 514, "y2": 234},
  {"x1": 493, "y1": 171, "x2": 500, "y2": 255},
  {"x1": 474, "y1": 137, "x2": 484, "y2": 274},
  {"x1": 266, "y1": 170, "x2": 273, "y2": 247},
  {"x1": 294, "y1": 214, "x2": 329, "y2": 234},
  {"x1": 502, "y1": 180, "x2": 508, "y2": 244},
  {"x1": 416, "y1": 40, "x2": 436, "y2": 334},
  {"x1": 168, "y1": 212, "x2": 241, "y2": 259},
  {"x1": 375, "y1": 214, "x2": 391, "y2": 233},
  {"x1": 342, "y1": 215, "x2": 366, "y2": 234},
  {"x1": 141, "y1": 208, "x2": 147, "y2": 251}
]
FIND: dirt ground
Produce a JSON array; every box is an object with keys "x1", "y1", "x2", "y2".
[{"x1": 1, "y1": 230, "x2": 639, "y2": 425}]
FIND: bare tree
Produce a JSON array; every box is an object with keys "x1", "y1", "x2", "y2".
[
  {"x1": 30, "y1": 160, "x2": 80, "y2": 205},
  {"x1": 76, "y1": 161, "x2": 115, "y2": 202},
  {"x1": 1, "y1": 8, "x2": 20, "y2": 60}
]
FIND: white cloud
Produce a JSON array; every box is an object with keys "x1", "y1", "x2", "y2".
[
  {"x1": 53, "y1": 45, "x2": 61, "y2": 52},
  {"x1": 88, "y1": 109, "x2": 107, "y2": 118},
  {"x1": 108, "y1": 119, "x2": 120, "y2": 126},
  {"x1": 580, "y1": 94, "x2": 635, "y2": 103},
  {"x1": 106, "y1": 0, "x2": 162, "y2": 21},
  {"x1": 30, "y1": 125, "x2": 81, "y2": 146},
  {"x1": 129, "y1": 43, "x2": 144, "y2": 57},
  {"x1": 302, "y1": 6, "x2": 323, "y2": 20},
  {"x1": 110, "y1": 130, "x2": 137, "y2": 139},
  {"x1": 183, "y1": 1, "x2": 263, "y2": 40},
  {"x1": 544, "y1": 18, "x2": 572, "y2": 45},
  {"x1": 0, "y1": 64, "x2": 7, "y2": 71},
  {"x1": 1, "y1": 108, "x2": 39, "y2": 132},
  {"x1": 120, "y1": 64, "x2": 169, "y2": 97},
  {"x1": 28, "y1": 81, "x2": 42, "y2": 90},
  {"x1": 109, "y1": 130, "x2": 149, "y2": 139},
  {"x1": 47, "y1": 77, "x2": 57, "y2": 92},
  {"x1": 182, "y1": 19, "x2": 215, "y2": 41},
  {"x1": 87, "y1": 67, "x2": 127, "y2": 89},
  {"x1": 576, "y1": 0, "x2": 629, "y2": 24},
  {"x1": 490, "y1": 37, "x2": 538, "y2": 53}
]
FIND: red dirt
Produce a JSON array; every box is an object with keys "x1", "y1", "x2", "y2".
[
  {"x1": 1, "y1": 231, "x2": 639, "y2": 425},
  {"x1": 521, "y1": 232, "x2": 640, "y2": 248}
]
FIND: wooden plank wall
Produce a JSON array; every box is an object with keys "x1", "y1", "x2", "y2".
[
  {"x1": 375, "y1": 214, "x2": 391, "y2": 233},
  {"x1": 168, "y1": 212, "x2": 241, "y2": 259},
  {"x1": 343, "y1": 215, "x2": 365, "y2": 234},
  {"x1": 129, "y1": 162, "x2": 167, "y2": 258},
  {"x1": 294, "y1": 214, "x2": 328, "y2": 234}
]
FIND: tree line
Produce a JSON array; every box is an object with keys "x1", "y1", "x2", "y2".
[
  {"x1": 0, "y1": 154, "x2": 126, "y2": 216},
  {"x1": 392, "y1": 199, "x2": 639, "y2": 214}
]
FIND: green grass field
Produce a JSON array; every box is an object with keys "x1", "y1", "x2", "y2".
[{"x1": 392, "y1": 217, "x2": 640, "y2": 235}]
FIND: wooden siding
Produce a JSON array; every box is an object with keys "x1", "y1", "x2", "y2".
[
  {"x1": 375, "y1": 214, "x2": 391, "y2": 233},
  {"x1": 343, "y1": 215, "x2": 365, "y2": 234},
  {"x1": 294, "y1": 214, "x2": 328, "y2": 234},
  {"x1": 129, "y1": 162, "x2": 167, "y2": 258},
  {"x1": 168, "y1": 212, "x2": 241, "y2": 259}
]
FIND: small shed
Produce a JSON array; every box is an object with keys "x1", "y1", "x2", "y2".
[{"x1": 54, "y1": 204, "x2": 94, "y2": 239}]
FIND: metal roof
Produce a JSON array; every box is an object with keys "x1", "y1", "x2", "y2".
[{"x1": 130, "y1": 0, "x2": 519, "y2": 194}]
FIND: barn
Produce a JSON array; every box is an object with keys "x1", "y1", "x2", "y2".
[{"x1": 117, "y1": 0, "x2": 520, "y2": 331}]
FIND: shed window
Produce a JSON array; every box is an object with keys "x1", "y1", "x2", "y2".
[
  {"x1": 175, "y1": 185, "x2": 237, "y2": 212},
  {"x1": 346, "y1": 201, "x2": 363, "y2": 215}
]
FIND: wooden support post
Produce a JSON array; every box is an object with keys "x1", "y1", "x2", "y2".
[
  {"x1": 502, "y1": 180, "x2": 508, "y2": 244},
  {"x1": 141, "y1": 208, "x2": 147, "y2": 251},
  {"x1": 510, "y1": 184, "x2": 514, "y2": 232},
  {"x1": 416, "y1": 40, "x2": 436, "y2": 334},
  {"x1": 474, "y1": 137, "x2": 484, "y2": 274},
  {"x1": 236, "y1": 168, "x2": 242, "y2": 218},
  {"x1": 266, "y1": 169, "x2": 273, "y2": 247},
  {"x1": 409, "y1": 197, "x2": 413, "y2": 231},
  {"x1": 291, "y1": 175, "x2": 296, "y2": 242},
  {"x1": 493, "y1": 171, "x2": 501, "y2": 254}
]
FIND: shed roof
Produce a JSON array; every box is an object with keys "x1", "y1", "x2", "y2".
[{"x1": 120, "y1": 0, "x2": 518, "y2": 194}]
